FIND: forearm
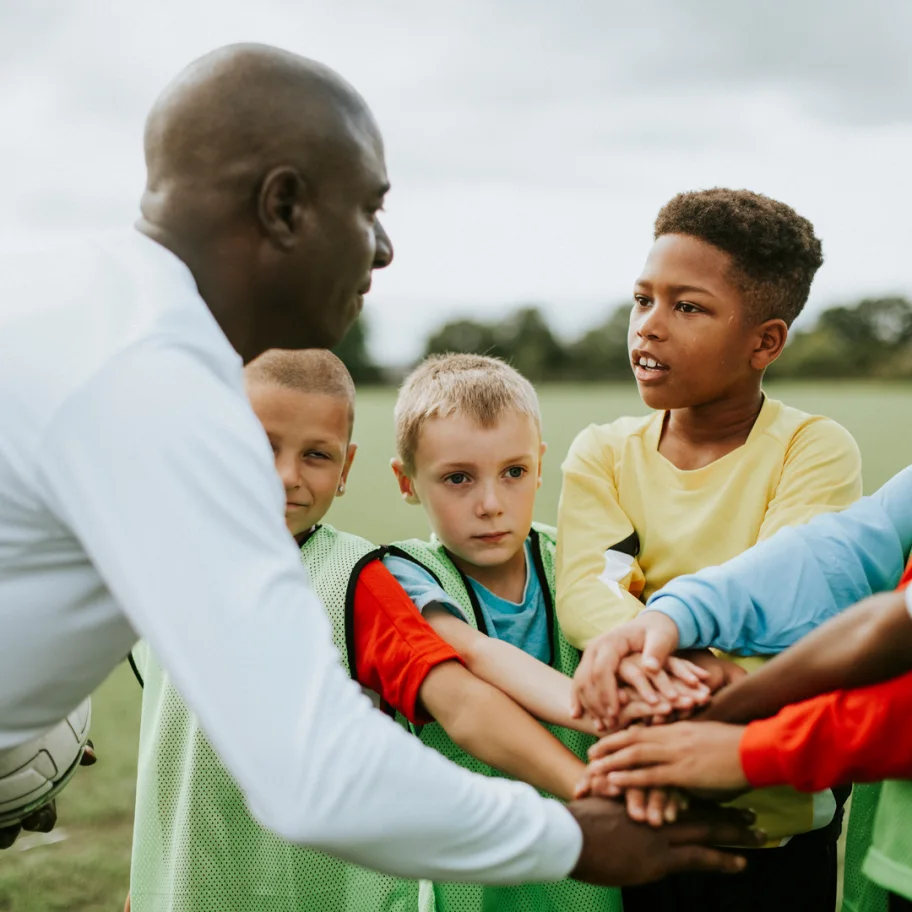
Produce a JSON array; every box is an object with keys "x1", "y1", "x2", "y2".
[
  {"x1": 427, "y1": 609, "x2": 599, "y2": 735},
  {"x1": 741, "y1": 670, "x2": 912, "y2": 792},
  {"x1": 426, "y1": 665, "x2": 586, "y2": 801},
  {"x1": 703, "y1": 590, "x2": 912, "y2": 724},
  {"x1": 648, "y1": 487, "x2": 910, "y2": 654}
]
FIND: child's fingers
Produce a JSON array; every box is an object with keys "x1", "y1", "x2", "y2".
[
  {"x1": 573, "y1": 772, "x2": 592, "y2": 799},
  {"x1": 573, "y1": 644, "x2": 620, "y2": 723},
  {"x1": 625, "y1": 787, "x2": 648, "y2": 822},
  {"x1": 646, "y1": 788, "x2": 671, "y2": 827},
  {"x1": 618, "y1": 699, "x2": 661, "y2": 727},
  {"x1": 569, "y1": 688, "x2": 583, "y2": 719},
  {"x1": 617, "y1": 657, "x2": 666, "y2": 708},
  {"x1": 643, "y1": 667, "x2": 685, "y2": 705},
  {"x1": 667, "y1": 655, "x2": 711, "y2": 685},
  {"x1": 587, "y1": 727, "x2": 642, "y2": 761}
]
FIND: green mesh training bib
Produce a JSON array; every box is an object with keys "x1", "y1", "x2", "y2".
[
  {"x1": 388, "y1": 524, "x2": 623, "y2": 912},
  {"x1": 129, "y1": 525, "x2": 420, "y2": 912},
  {"x1": 863, "y1": 779, "x2": 912, "y2": 903},
  {"x1": 842, "y1": 784, "x2": 889, "y2": 912}
]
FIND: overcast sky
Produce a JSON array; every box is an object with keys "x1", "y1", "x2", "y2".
[{"x1": 2, "y1": 0, "x2": 910, "y2": 363}]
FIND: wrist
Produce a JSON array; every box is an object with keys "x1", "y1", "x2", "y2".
[{"x1": 641, "y1": 603, "x2": 686, "y2": 650}]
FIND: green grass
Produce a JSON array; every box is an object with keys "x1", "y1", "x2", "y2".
[{"x1": 1, "y1": 382, "x2": 907, "y2": 912}]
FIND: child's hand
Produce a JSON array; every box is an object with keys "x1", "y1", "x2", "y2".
[
  {"x1": 676, "y1": 650, "x2": 748, "y2": 694},
  {"x1": 580, "y1": 654, "x2": 711, "y2": 730},
  {"x1": 582, "y1": 721, "x2": 751, "y2": 796},
  {"x1": 575, "y1": 738, "x2": 689, "y2": 828}
]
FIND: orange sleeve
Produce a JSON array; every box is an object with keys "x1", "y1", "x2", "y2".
[
  {"x1": 740, "y1": 669, "x2": 912, "y2": 792},
  {"x1": 351, "y1": 560, "x2": 462, "y2": 725}
]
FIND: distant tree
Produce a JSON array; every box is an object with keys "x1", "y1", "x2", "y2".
[
  {"x1": 423, "y1": 306, "x2": 568, "y2": 381},
  {"x1": 332, "y1": 316, "x2": 384, "y2": 384},
  {"x1": 424, "y1": 318, "x2": 501, "y2": 361},
  {"x1": 773, "y1": 297, "x2": 912, "y2": 379},
  {"x1": 493, "y1": 307, "x2": 568, "y2": 380},
  {"x1": 564, "y1": 304, "x2": 633, "y2": 381}
]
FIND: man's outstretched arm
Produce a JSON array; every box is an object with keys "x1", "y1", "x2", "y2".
[{"x1": 37, "y1": 346, "x2": 760, "y2": 886}]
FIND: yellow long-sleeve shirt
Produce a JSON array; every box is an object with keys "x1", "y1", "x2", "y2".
[
  {"x1": 556, "y1": 396, "x2": 863, "y2": 844},
  {"x1": 556, "y1": 396, "x2": 862, "y2": 651}
]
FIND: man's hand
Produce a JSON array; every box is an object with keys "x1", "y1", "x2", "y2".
[
  {"x1": 582, "y1": 722, "x2": 750, "y2": 795},
  {"x1": 567, "y1": 797, "x2": 761, "y2": 886},
  {"x1": 0, "y1": 739, "x2": 96, "y2": 850},
  {"x1": 571, "y1": 613, "x2": 687, "y2": 726}
]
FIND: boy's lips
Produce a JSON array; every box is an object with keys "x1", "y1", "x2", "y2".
[
  {"x1": 473, "y1": 531, "x2": 510, "y2": 543},
  {"x1": 631, "y1": 348, "x2": 670, "y2": 383}
]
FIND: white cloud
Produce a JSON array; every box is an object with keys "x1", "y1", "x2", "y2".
[{"x1": 1, "y1": 0, "x2": 910, "y2": 363}]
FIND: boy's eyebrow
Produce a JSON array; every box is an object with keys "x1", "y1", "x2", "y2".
[
  {"x1": 299, "y1": 437, "x2": 345, "y2": 451},
  {"x1": 436, "y1": 453, "x2": 536, "y2": 471},
  {"x1": 636, "y1": 278, "x2": 717, "y2": 297}
]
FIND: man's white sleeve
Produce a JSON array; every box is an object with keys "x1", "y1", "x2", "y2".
[{"x1": 36, "y1": 345, "x2": 582, "y2": 882}]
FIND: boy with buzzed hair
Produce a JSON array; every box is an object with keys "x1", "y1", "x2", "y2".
[
  {"x1": 128, "y1": 349, "x2": 602, "y2": 912},
  {"x1": 384, "y1": 353, "x2": 713, "y2": 912},
  {"x1": 559, "y1": 188, "x2": 863, "y2": 912}
]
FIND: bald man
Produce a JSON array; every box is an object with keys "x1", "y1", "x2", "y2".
[{"x1": 0, "y1": 44, "x2": 759, "y2": 884}]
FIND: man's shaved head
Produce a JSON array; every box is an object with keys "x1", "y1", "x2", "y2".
[{"x1": 138, "y1": 44, "x2": 393, "y2": 361}]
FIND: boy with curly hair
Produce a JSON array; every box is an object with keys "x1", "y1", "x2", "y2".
[{"x1": 557, "y1": 188, "x2": 863, "y2": 912}]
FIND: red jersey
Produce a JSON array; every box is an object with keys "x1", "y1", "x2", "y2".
[{"x1": 350, "y1": 560, "x2": 461, "y2": 725}]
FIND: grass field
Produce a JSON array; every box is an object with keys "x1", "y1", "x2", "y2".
[{"x1": 1, "y1": 382, "x2": 908, "y2": 912}]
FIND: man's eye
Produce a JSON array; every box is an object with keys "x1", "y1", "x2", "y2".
[
  {"x1": 677, "y1": 301, "x2": 701, "y2": 314},
  {"x1": 505, "y1": 466, "x2": 526, "y2": 479},
  {"x1": 445, "y1": 473, "x2": 469, "y2": 485},
  {"x1": 634, "y1": 295, "x2": 651, "y2": 308}
]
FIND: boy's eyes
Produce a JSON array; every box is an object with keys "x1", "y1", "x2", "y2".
[
  {"x1": 304, "y1": 450, "x2": 332, "y2": 461},
  {"x1": 444, "y1": 472, "x2": 470, "y2": 485},
  {"x1": 634, "y1": 295, "x2": 703, "y2": 315}
]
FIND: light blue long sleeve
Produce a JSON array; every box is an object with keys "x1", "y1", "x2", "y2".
[{"x1": 646, "y1": 466, "x2": 912, "y2": 655}]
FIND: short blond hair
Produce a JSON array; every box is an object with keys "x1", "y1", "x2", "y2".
[
  {"x1": 245, "y1": 349, "x2": 355, "y2": 432},
  {"x1": 395, "y1": 353, "x2": 541, "y2": 474}
]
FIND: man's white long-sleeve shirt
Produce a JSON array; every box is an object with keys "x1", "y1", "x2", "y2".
[{"x1": 0, "y1": 230, "x2": 582, "y2": 882}]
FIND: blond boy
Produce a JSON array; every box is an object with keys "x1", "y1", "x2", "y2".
[{"x1": 384, "y1": 353, "x2": 711, "y2": 912}]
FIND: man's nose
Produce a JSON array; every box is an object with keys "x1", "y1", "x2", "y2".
[{"x1": 373, "y1": 218, "x2": 394, "y2": 269}]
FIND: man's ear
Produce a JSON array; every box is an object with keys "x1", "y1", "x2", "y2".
[
  {"x1": 750, "y1": 319, "x2": 788, "y2": 370},
  {"x1": 257, "y1": 166, "x2": 308, "y2": 251},
  {"x1": 391, "y1": 458, "x2": 421, "y2": 505},
  {"x1": 337, "y1": 444, "x2": 357, "y2": 497},
  {"x1": 537, "y1": 441, "x2": 547, "y2": 489}
]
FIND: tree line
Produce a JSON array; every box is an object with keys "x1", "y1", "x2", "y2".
[{"x1": 335, "y1": 295, "x2": 912, "y2": 384}]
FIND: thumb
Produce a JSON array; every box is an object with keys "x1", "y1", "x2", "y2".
[{"x1": 642, "y1": 617, "x2": 677, "y2": 672}]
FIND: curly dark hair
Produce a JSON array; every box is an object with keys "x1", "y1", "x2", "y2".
[{"x1": 654, "y1": 188, "x2": 823, "y2": 326}]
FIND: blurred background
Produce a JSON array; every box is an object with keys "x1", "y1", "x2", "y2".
[{"x1": 1, "y1": 2, "x2": 910, "y2": 909}]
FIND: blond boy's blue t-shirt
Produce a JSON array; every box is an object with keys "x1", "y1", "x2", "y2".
[{"x1": 384, "y1": 539, "x2": 551, "y2": 663}]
